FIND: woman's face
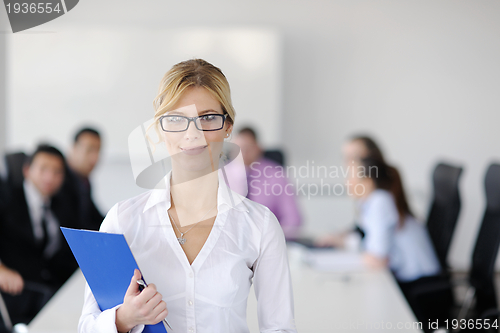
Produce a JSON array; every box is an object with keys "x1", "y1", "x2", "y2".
[
  {"x1": 342, "y1": 139, "x2": 368, "y2": 166},
  {"x1": 345, "y1": 160, "x2": 373, "y2": 198},
  {"x1": 161, "y1": 86, "x2": 232, "y2": 173}
]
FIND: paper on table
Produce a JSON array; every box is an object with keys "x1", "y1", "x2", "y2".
[{"x1": 303, "y1": 248, "x2": 367, "y2": 272}]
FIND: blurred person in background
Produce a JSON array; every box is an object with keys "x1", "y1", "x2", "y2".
[
  {"x1": 0, "y1": 154, "x2": 6, "y2": 182},
  {"x1": 316, "y1": 136, "x2": 448, "y2": 331},
  {"x1": 0, "y1": 144, "x2": 79, "y2": 330},
  {"x1": 0, "y1": 157, "x2": 7, "y2": 211},
  {"x1": 316, "y1": 136, "x2": 410, "y2": 247},
  {"x1": 62, "y1": 127, "x2": 103, "y2": 230},
  {"x1": 229, "y1": 127, "x2": 302, "y2": 240}
]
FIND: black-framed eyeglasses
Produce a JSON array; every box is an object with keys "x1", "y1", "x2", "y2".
[{"x1": 159, "y1": 113, "x2": 227, "y2": 132}]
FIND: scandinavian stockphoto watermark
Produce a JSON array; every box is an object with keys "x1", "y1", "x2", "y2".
[
  {"x1": 126, "y1": 117, "x2": 377, "y2": 200},
  {"x1": 3, "y1": 0, "x2": 79, "y2": 33},
  {"x1": 247, "y1": 160, "x2": 378, "y2": 199}
]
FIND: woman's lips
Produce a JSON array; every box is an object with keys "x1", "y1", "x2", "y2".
[{"x1": 180, "y1": 145, "x2": 208, "y2": 155}]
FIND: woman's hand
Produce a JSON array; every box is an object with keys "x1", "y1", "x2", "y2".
[
  {"x1": 115, "y1": 269, "x2": 168, "y2": 333},
  {"x1": 362, "y1": 253, "x2": 388, "y2": 269},
  {"x1": 0, "y1": 264, "x2": 24, "y2": 295},
  {"x1": 314, "y1": 232, "x2": 346, "y2": 248}
]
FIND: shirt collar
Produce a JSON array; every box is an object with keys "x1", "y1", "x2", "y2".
[
  {"x1": 143, "y1": 170, "x2": 249, "y2": 214},
  {"x1": 23, "y1": 179, "x2": 49, "y2": 209}
]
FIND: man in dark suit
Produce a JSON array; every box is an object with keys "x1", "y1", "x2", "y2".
[
  {"x1": 0, "y1": 157, "x2": 7, "y2": 211},
  {"x1": 0, "y1": 144, "x2": 79, "y2": 328},
  {"x1": 61, "y1": 127, "x2": 103, "y2": 230}
]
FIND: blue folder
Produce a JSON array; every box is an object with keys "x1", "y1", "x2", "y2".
[{"x1": 60, "y1": 227, "x2": 167, "y2": 333}]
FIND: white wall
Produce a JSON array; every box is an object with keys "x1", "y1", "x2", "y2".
[
  {"x1": 2, "y1": 0, "x2": 500, "y2": 270},
  {"x1": 4, "y1": 27, "x2": 283, "y2": 214},
  {"x1": 5, "y1": 28, "x2": 282, "y2": 155},
  {"x1": 0, "y1": 32, "x2": 5, "y2": 153}
]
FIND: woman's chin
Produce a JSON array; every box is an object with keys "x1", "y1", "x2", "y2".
[{"x1": 172, "y1": 154, "x2": 218, "y2": 174}]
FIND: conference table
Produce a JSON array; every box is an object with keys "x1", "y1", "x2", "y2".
[{"x1": 28, "y1": 245, "x2": 422, "y2": 333}]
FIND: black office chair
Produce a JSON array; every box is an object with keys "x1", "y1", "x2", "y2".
[
  {"x1": 0, "y1": 281, "x2": 56, "y2": 333},
  {"x1": 405, "y1": 163, "x2": 463, "y2": 332},
  {"x1": 4, "y1": 152, "x2": 27, "y2": 189},
  {"x1": 426, "y1": 162, "x2": 464, "y2": 271},
  {"x1": 458, "y1": 163, "x2": 500, "y2": 325},
  {"x1": 263, "y1": 150, "x2": 285, "y2": 167}
]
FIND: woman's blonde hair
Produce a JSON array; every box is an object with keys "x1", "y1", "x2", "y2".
[{"x1": 153, "y1": 59, "x2": 235, "y2": 126}]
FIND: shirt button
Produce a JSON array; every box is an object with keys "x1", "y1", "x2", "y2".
[
  {"x1": 188, "y1": 300, "x2": 193, "y2": 306},
  {"x1": 189, "y1": 272, "x2": 193, "y2": 278},
  {"x1": 189, "y1": 327, "x2": 195, "y2": 333}
]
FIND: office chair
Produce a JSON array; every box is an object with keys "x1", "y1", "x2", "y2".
[
  {"x1": 426, "y1": 162, "x2": 464, "y2": 271},
  {"x1": 0, "y1": 293, "x2": 12, "y2": 332},
  {"x1": 263, "y1": 149, "x2": 285, "y2": 166},
  {"x1": 458, "y1": 163, "x2": 500, "y2": 324},
  {"x1": 0, "y1": 281, "x2": 55, "y2": 333},
  {"x1": 405, "y1": 163, "x2": 463, "y2": 332},
  {"x1": 4, "y1": 152, "x2": 27, "y2": 189}
]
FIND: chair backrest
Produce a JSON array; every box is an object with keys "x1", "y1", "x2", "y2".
[
  {"x1": 263, "y1": 150, "x2": 285, "y2": 166},
  {"x1": 5, "y1": 152, "x2": 27, "y2": 188},
  {"x1": 469, "y1": 163, "x2": 500, "y2": 310},
  {"x1": 426, "y1": 162, "x2": 463, "y2": 269}
]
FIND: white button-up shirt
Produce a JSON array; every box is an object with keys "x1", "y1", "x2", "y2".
[
  {"x1": 23, "y1": 179, "x2": 61, "y2": 257},
  {"x1": 78, "y1": 171, "x2": 297, "y2": 333}
]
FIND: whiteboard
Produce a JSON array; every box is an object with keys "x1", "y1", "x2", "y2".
[{"x1": 6, "y1": 28, "x2": 283, "y2": 158}]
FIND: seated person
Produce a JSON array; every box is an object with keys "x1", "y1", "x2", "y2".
[
  {"x1": 0, "y1": 154, "x2": 6, "y2": 183},
  {"x1": 340, "y1": 157, "x2": 440, "y2": 278},
  {"x1": 0, "y1": 158, "x2": 7, "y2": 211},
  {"x1": 228, "y1": 127, "x2": 302, "y2": 239},
  {"x1": 316, "y1": 135, "x2": 411, "y2": 248},
  {"x1": 317, "y1": 154, "x2": 446, "y2": 331},
  {"x1": 0, "y1": 144, "x2": 79, "y2": 328},
  {"x1": 61, "y1": 127, "x2": 104, "y2": 230}
]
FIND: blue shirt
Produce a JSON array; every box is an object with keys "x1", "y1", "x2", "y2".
[{"x1": 359, "y1": 189, "x2": 441, "y2": 282}]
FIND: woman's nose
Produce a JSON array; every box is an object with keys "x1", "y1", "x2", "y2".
[{"x1": 184, "y1": 119, "x2": 202, "y2": 140}]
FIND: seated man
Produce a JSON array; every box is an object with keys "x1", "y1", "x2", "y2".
[
  {"x1": 0, "y1": 157, "x2": 7, "y2": 211},
  {"x1": 0, "y1": 154, "x2": 6, "y2": 183},
  {"x1": 229, "y1": 127, "x2": 302, "y2": 239},
  {"x1": 61, "y1": 127, "x2": 103, "y2": 230},
  {"x1": 0, "y1": 144, "x2": 79, "y2": 328}
]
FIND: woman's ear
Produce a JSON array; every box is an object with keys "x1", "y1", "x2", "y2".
[{"x1": 225, "y1": 123, "x2": 233, "y2": 138}]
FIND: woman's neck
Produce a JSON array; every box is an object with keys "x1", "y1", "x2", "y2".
[
  {"x1": 170, "y1": 168, "x2": 219, "y2": 226},
  {"x1": 358, "y1": 179, "x2": 376, "y2": 199}
]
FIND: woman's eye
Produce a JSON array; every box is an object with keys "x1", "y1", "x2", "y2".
[
  {"x1": 200, "y1": 115, "x2": 216, "y2": 121},
  {"x1": 167, "y1": 116, "x2": 183, "y2": 123}
]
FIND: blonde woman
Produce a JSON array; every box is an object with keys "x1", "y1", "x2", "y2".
[{"x1": 78, "y1": 59, "x2": 297, "y2": 333}]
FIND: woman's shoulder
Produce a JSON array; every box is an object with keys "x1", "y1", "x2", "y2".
[
  {"x1": 114, "y1": 189, "x2": 158, "y2": 214},
  {"x1": 237, "y1": 195, "x2": 282, "y2": 234},
  {"x1": 364, "y1": 189, "x2": 396, "y2": 209},
  {"x1": 100, "y1": 189, "x2": 161, "y2": 233},
  {"x1": 369, "y1": 188, "x2": 394, "y2": 200},
  {"x1": 103, "y1": 189, "x2": 163, "y2": 224},
  {"x1": 361, "y1": 189, "x2": 399, "y2": 224}
]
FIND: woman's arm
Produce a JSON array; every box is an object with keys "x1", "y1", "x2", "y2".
[
  {"x1": 253, "y1": 208, "x2": 297, "y2": 333},
  {"x1": 78, "y1": 204, "x2": 167, "y2": 333},
  {"x1": 361, "y1": 193, "x2": 398, "y2": 270},
  {"x1": 362, "y1": 253, "x2": 389, "y2": 269},
  {"x1": 79, "y1": 282, "x2": 143, "y2": 333},
  {"x1": 314, "y1": 230, "x2": 350, "y2": 247},
  {"x1": 78, "y1": 203, "x2": 142, "y2": 333}
]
